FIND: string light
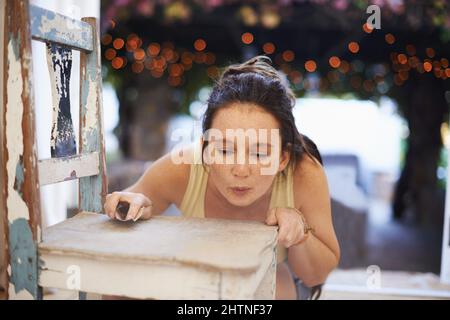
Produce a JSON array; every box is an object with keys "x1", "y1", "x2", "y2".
[
  {"x1": 113, "y1": 38, "x2": 124, "y2": 50},
  {"x1": 194, "y1": 39, "x2": 206, "y2": 51},
  {"x1": 282, "y1": 50, "x2": 295, "y2": 62},
  {"x1": 305, "y1": 60, "x2": 317, "y2": 72},
  {"x1": 362, "y1": 23, "x2": 374, "y2": 34},
  {"x1": 263, "y1": 42, "x2": 275, "y2": 54},
  {"x1": 101, "y1": 34, "x2": 112, "y2": 46},
  {"x1": 385, "y1": 33, "x2": 395, "y2": 44},
  {"x1": 329, "y1": 56, "x2": 341, "y2": 68},
  {"x1": 348, "y1": 42, "x2": 359, "y2": 54},
  {"x1": 241, "y1": 32, "x2": 254, "y2": 45}
]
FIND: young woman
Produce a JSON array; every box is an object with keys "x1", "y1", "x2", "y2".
[{"x1": 103, "y1": 56, "x2": 340, "y2": 300}]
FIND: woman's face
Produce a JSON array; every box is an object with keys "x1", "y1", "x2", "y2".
[{"x1": 204, "y1": 102, "x2": 290, "y2": 208}]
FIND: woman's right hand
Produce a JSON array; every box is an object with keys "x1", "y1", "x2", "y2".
[{"x1": 104, "y1": 191, "x2": 153, "y2": 221}]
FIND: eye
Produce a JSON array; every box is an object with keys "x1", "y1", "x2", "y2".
[
  {"x1": 218, "y1": 149, "x2": 233, "y2": 155},
  {"x1": 251, "y1": 152, "x2": 268, "y2": 158}
]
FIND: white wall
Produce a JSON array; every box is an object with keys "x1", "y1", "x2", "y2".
[{"x1": 31, "y1": 0, "x2": 100, "y2": 227}]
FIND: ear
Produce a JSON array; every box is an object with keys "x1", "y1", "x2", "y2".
[{"x1": 278, "y1": 148, "x2": 291, "y2": 172}]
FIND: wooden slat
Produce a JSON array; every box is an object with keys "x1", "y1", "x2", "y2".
[
  {"x1": 3, "y1": 0, "x2": 42, "y2": 300},
  {"x1": 0, "y1": 0, "x2": 7, "y2": 297},
  {"x1": 79, "y1": 18, "x2": 108, "y2": 213},
  {"x1": 38, "y1": 152, "x2": 100, "y2": 186},
  {"x1": 46, "y1": 43, "x2": 77, "y2": 157},
  {"x1": 38, "y1": 212, "x2": 277, "y2": 299},
  {"x1": 29, "y1": 4, "x2": 93, "y2": 52}
]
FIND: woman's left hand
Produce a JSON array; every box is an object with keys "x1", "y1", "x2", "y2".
[{"x1": 265, "y1": 207, "x2": 308, "y2": 248}]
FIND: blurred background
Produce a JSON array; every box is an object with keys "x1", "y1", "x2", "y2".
[
  {"x1": 98, "y1": 0, "x2": 450, "y2": 277},
  {"x1": 7, "y1": 0, "x2": 450, "y2": 299}
]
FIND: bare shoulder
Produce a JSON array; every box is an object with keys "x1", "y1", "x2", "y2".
[
  {"x1": 293, "y1": 154, "x2": 326, "y2": 186},
  {"x1": 292, "y1": 154, "x2": 330, "y2": 212}
]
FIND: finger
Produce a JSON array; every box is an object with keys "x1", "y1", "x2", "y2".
[
  {"x1": 277, "y1": 226, "x2": 289, "y2": 245},
  {"x1": 284, "y1": 232, "x2": 297, "y2": 247},
  {"x1": 265, "y1": 207, "x2": 278, "y2": 226},
  {"x1": 105, "y1": 193, "x2": 121, "y2": 219},
  {"x1": 125, "y1": 202, "x2": 143, "y2": 221},
  {"x1": 132, "y1": 207, "x2": 144, "y2": 222}
]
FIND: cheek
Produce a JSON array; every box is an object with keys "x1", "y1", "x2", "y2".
[
  {"x1": 208, "y1": 164, "x2": 230, "y2": 184},
  {"x1": 253, "y1": 175, "x2": 276, "y2": 192}
]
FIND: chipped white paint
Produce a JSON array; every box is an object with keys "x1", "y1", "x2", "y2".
[
  {"x1": 82, "y1": 77, "x2": 98, "y2": 145},
  {"x1": 47, "y1": 55, "x2": 60, "y2": 151},
  {"x1": 46, "y1": 46, "x2": 72, "y2": 150},
  {"x1": 6, "y1": 265, "x2": 33, "y2": 300},
  {"x1": 38, "y1": 212, "x2": 277, "y2": 299},
  {"x1": 38, "y1": 11, "x2": 80, "y2": 35},
  {"x1": 46, "y1": 47, "x2": 70, "y2": 98},
  {"x1": 7, "y1": 282, "x2": 34, "y2": 300},
  {"x1": 37, "y1": 225, "x2": 42, "y2": 243},
  {"x1": 5, "y1": 39, "x2": 30, "y2": 224},
  {"x1": 38, "y1": 152, "x2": 100, "y2": 185},
  {"x1": 30, "y1": 4, "x2": 93, "y2": 52}
]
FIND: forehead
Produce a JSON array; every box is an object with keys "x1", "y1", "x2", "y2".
[{"x1": 211, "y1": 103, "x2": 280, "y2": 131}]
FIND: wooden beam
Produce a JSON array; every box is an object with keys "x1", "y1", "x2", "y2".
[
  {"x1": 0, "y1": 0, "x2": 7, "y2": 297},
  {"x1": 79, "y1": 17, "x2": 107, "y2": 213},
  {"x1": 29, "y1": 4, "x2": 93, "y2": 52},
  {"x1": 38, "y1": 152, "x2": 100, "y2": 186},
  {"x1": 3, "y1": 0, "x2": 42, "y2": 300}
]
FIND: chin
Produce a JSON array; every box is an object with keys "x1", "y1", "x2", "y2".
[{"x1": 225, "y1": 193, "x2": 257, "y2": 207}]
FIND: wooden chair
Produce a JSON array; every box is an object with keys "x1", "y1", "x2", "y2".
[{"x1": 1, "y1": 0, "x2": 277, "y2": 300}]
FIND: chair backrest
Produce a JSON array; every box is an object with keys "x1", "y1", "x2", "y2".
[{"x1": 1, "y1": 0, "x2": 107, "y2": 299}]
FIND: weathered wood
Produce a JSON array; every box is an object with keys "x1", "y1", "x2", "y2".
[
  {"x1": 46, "y1": 43, "x2": 76, "y2": 157},
  {"x1": 3, "y1": 0, "x2": 42, "y2": 300},
  {"x1": 38, "y1": 152, "x2": 100, "y2": 186},
  {"x1": 38, "y1": 212, "x2": 278, "y2": 299},
  {"x1": 0, "y1": 0, "x2": 7, "y2": 296},
  {"x1": 254, "y1": 247, "x2": 277, "y2": 299},
  {"x1": 79, "y1": 18, "x2": 107, "y2": 213},
  {"x1": 29, "y1": 4, "x2": 93, "y2": 52}
]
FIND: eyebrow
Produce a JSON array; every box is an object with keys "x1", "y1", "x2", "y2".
[{"x1": 215, "y1": 139, "x2": 273, "y2": 147}]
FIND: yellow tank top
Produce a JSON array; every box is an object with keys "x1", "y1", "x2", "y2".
[{"x1": 179, "y1": 139, "x2": 296, "y2": 264}]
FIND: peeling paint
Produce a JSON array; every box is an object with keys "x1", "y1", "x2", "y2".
[
  {"x1": 82, "y1": 77, "x2": 99, "y2": 146},
  {"x1": 46, "y1": 43, "x2": 76, "y2": 157},
  {"x1": 30, "y1": 5, "x2": 93, "y2": 51},
  {"x1": 79, "y1": 17, "x2": 108, "y2": 213},
  {"x1": 6, "y1": 37, "x2": 30, "y2": 224},
  {"x1": 8, "y1": 283, "x2": 34, "y2": 300},
  {"x1": 64, "y1": 170, "x2": 77, "y2": 181},
  {"x1": 8, "y1": 218, "x2": 38, "y2": 299},
  {"x1": 13, "y1": 156, "x2": 24, "y2": 198}
]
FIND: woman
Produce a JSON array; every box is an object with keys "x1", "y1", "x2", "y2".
[{"x1": 104, "y1": 56, "x2": 340, "y2": 300}]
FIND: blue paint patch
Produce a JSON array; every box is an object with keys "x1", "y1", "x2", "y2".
[
  {"x1": 8, "y1": 31, "x2": 20, "y2": 59},
  {"x1": 13, "y1": 155, "x2": 24, "y2": 198},
  {"x1": 29, "y1": 4, "x2": 93, "y2": 51},
  {"x1": 9, "y1": 218, "x2": 38, "y2": 299}
]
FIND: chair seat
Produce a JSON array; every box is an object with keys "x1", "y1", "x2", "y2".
[{"x1": 38, "y1": 212, "x2": 278, "y2": 299}]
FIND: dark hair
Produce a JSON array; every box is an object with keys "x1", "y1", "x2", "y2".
[{"x1": 202, "y1": 55, "x2": 322, "y2": 168}]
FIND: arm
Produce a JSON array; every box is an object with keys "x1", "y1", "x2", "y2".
[
  {"x1": 104, "y1": 146, "x2": 192, "y2": 219},
  {"x1": 288, "y1": 155, "x2": 340, "y2": 287}
]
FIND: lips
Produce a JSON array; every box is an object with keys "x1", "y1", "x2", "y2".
[{"x1": 230, "y1": 186, "x2": 251, "y2": 196}]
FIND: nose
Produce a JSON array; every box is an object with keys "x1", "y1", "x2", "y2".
[{"x1": 231, "y1": 164, "x2": 250, "y2": 178}]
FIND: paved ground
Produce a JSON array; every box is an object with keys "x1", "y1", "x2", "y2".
[{"x1": 360, "y1": 198, "x2": 443, "y2": 274}]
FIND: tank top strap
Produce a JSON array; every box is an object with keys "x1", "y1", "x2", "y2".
[{"x1": 179, "y1": 139, "x2": 207, "y2": 217}]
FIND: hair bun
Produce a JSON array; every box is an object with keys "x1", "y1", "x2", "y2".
[
  {"x1": 220, "y1": 55, "x2": 295, "y2": 106},
  {"x1": 221, "y1": 55, "x2": 280, "y2": 80}
]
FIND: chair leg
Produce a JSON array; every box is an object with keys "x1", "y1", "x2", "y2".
[{"x1": 78, "y1": 291, "x2": 87, "y2": 300}]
